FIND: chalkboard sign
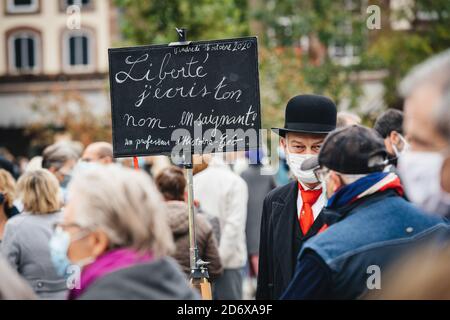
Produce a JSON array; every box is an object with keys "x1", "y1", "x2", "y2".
[{"x1": 108, "y1": 36, "x2": 261, "y2": 158}]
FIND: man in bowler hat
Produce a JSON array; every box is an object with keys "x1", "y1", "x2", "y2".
[{"x1": 256, "y1": 94, "x2": 337, "y2": 299}]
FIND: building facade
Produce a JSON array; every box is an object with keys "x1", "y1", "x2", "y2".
[{"x1": 0, "y1": 0, "x2": 117, "y2": 155}]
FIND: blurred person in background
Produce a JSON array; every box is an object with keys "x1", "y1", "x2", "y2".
[
  {"x1": 42, "y1": 142, "x2": 79, "y2": 202},
  {"x1": 115, "y1": 157, "x2": 134, "y2": 169},
  {"x1": 0, "y1": 150, "x2": 19, "y2": 179},
  {"x1": 0, "y1": 257, "x2": 36, "y2": 300},
  {"x1": 1, "y1": 169, "x2": 66, "y2": 299},
  {"x1": 373, "y1": 109, "x2": 408, "y2": 170},
  {"x1": 336, "y1": 111, "x2": 362, "y2": 128},
  {"x1": 155, "y1": 166, "x2": 223, "y2": 281},
  {"x1": 240, "y1": 149, "x2": 276, "y2": 298},
  {"x1": 398, "y1": 49, "x2": 450, "y2": 218},
  {"x1": 366, "y1": 242, "x2": 450, "y2": 300},
  {"x1": 195, "y1": 199, "x2": 221, "y2": 246},
  {"x1": 257, "y1": 94, "x2": 337, "y2": 300},
  {"x1": 25, "y1": 156, "x2": 43, "y2": 172},
  {"x1": 50, "y1": 165, "x2": 198, "y2": 300},
  {"x1": 229, "y1": 151, "x2": 249, "y2": 176},
  {"x1": 282, "y1": 126, "x2": 448, "y2": 300},
  {"x1": 16, "y1": 156, "x2": 30, "y2": 176},
  {"x1": 0, "y1": 169, "x2": 19, "y2": 242},
  {"x1": 193, "y1": 153, "x2": 248, "y2": 300},
  {"x1": 81, "y1": 142, "x2": 114, "y2": 165},
  {"x1": 274, "y1": 147, "x2": 290, "y2": 186},
  {"x1": 147, "y1": 156, "x2": 171, "y2": 177}
]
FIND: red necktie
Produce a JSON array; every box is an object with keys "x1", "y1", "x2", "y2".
[{"x1": 298, "y1": 183, "x2": 322, "y2": 235}]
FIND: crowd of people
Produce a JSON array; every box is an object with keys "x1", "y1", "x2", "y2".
[{"x1": 0, "y1": 49, "x2": 449, "y2": 300}]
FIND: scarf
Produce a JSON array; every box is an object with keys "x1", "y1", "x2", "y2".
[
  {"x1": 68, "y1": 247, "x2": 153, "y2": 300},
  {"x1": 327, "y1": 172, "x2": 404, "y2": 209}
]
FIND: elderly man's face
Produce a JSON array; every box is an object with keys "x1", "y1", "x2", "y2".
[
  {"x1": 404, "y1": 84, "x2": 448, "y2": 152},
  {"x1": 403, "y1": 84, "x2": 450, "y2": 193},
  {"x1": 82, "y1": 146, "x2": 113, "y2": 165}
]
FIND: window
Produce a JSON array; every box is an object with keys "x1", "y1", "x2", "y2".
[
  {"x1": 8, "y1": 31, "x2": 41, "y2": 73},
  {"x1": 63, "y1": 31, "x2": 94, "y2": 72},
  {"x1": 60, "y1": 0, "x2": 93, "y2": 12},
  {"x1": 6, "y1": 0, "x2": 39, "y2": 13},
  {"x1": 328, "y1": 42, "x2": 360, "y2": 66},
  {"x1": 328, "y1": 20, "x2": 361, "y2": 66},
  {"x1": 65, "y1": 0, "x2": 91, "y2": 8},
  {"x1": 67, "y1": 0, "x2": 90, "y2": 6}
]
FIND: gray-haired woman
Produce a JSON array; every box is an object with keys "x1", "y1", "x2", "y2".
[{"x1": 49, "y1": 164, "x2": 199, "y2": 300}]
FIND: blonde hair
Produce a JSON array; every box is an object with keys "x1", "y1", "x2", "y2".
[
  {"x1": 68, "y1": 165, "x2": 174, "y2": 257},
  {"x1": 0, "y1": 169, "x2": 16, "y2": 209},
  {"x1": 17, "y1": 169, "x2": 61, "y2": 215}
]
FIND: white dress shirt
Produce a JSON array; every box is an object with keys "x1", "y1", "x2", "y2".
[
  {"x1": 296, "y1": 181, "x2": 326, "y2": 221},
  {"x1": 193, "y1": 156, "x2": 248, "y2": 269}
]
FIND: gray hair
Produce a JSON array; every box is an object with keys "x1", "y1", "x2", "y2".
[
  {"x1": 339, "y1": 173, "x2": 368, "y2": 185},
  {"x1": 68, "y1": 164, "x2": 174, "y2": 257},
  {"x1": 336, "y1": 111, "x2": 362, "y2": 128},
  {"x1": 399, "y1": 49, "x2": 450, "y2": 142},
  {"x1": 42, "y1": 142, "x2": 79, "y2": 171}
]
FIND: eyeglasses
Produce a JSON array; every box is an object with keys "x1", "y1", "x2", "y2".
[
  {"x1": 313, "y1": 167, "x2": 331, "y2": 182},
  {"x1": 52, "y1": 222, "x2": 85, "y2": 232},
  {"x1": 52, "y1": 222, "x2": 92, "y2": 242}
]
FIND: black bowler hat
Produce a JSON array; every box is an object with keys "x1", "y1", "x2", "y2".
[
  {"x1": 272, "y1": 94, "x2": 337, "y2": 136},
  {"x1": 301, "y1": 125, "x2": 389, "y2": 174}
]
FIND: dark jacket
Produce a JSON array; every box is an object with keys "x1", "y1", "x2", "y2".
[
  {"x1": 167, "y1": 201, "x2": 223, "y2": 280},
  {"x1": 256, "y1": 181, "x2": 326, "y2": 300},
  {"x1": 241, "y1": 165, "x2": 276, "y2": 256},
  {"x1": 283, "y1": 190, "x2": 450, "y2": 300},
  {"x1": 79, "y1": 257, "x2": 200, "y2": 300}
]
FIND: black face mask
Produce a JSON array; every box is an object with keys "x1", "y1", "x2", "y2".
[{"x1": 0, "y1": 193, "x2": 18, "y2": 219}]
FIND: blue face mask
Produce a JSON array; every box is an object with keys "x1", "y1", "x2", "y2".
[
  {"x1": 49, "y1": 227, "x2": 95, "y2": 278},
  {"x1": 49, "y1": 227, "x2": 72, "y2": 278}
]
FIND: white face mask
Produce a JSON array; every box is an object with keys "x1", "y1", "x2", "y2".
[
  {"x1": 286, "y1": 152, "x2": 319, "y2": 184},
  {"x1": 392, "y1": 134, "x2": 410, "y2": 158},
  {"x1": 398, "y1": 151, "x2": 450, "y2": 216}
]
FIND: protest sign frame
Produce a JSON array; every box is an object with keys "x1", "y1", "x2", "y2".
[
  {"x1": 108, "y1": 33, "x2": 262, "y2": 159},
  {"x1": 108, "y1": 29, "x2": 262, "y2": 299}
]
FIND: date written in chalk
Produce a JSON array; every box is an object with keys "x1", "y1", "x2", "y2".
[{"x1": 177, "y1": 304, "x2": 273, "y2": 318}]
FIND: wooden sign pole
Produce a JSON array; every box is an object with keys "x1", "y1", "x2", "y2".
[{"x1": 170, "y1": 28, "x2": 212, "y2": 300}]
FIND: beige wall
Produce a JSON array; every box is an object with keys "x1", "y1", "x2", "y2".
[{"x1": 0, "y1": 0, "x2": 112, "y2": 75}]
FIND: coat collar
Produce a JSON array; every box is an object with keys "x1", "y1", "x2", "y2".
[
  {"x1": 272, "y1": 181, "x2": 327, "y2": 286},
  {"x1": 272, "y1": 181, "x2": 298, "y2": 286}
]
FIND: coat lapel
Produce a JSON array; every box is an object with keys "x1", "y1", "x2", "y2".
[
  {"x1": 304, "y1": 209, "x2": 326, "y2": 239},
  {"x1": 272, "y1": 181, "x2": 299, "y2": 286}
]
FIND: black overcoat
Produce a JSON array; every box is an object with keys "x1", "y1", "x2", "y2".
[{"x1": 256, "y1": 180, "x2": 326, "y2": 300}]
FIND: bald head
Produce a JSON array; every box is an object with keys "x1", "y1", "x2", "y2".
[
  {"x1": 82, "y1": 142, "x2": 114, "y2": 164},
  {"x1": 336, "y1": 111, "x2": 361, "y2": 128}
]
